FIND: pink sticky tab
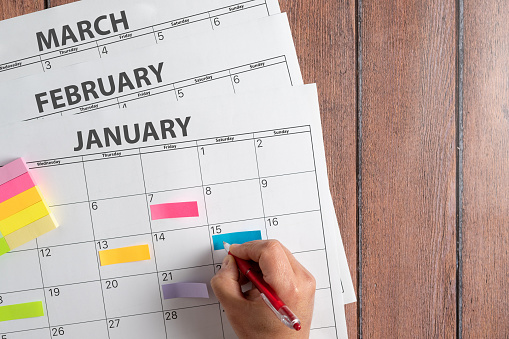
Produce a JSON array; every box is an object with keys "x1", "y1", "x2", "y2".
[
  {"x1": 0, "y1": 172, "x2": 37, "y2": 204},
  {"x1": 150, "y1": 202, "x2": 199, "y2": 220},
  {"x1": 0, "y1": 158, "x2": 28, "y2": 186}
]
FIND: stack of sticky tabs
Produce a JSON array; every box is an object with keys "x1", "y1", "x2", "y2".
[{"x1": 0, "y1": 158, "x2": 58, "y2": 256}]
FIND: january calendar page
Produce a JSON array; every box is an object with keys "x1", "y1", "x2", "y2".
[
  {"x1": 0, "y1": 14, "x2": 302, "y2": 126},
  {"x1": 0, "y1": 0, "x2": 280, "y2": 81},
  {"x1": 0, "y1": 85, "x2": 347, "y2": 338}
]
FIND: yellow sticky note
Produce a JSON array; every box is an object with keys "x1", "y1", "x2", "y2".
[
  {"x1": 0, "y1": 301, "x2": 44, "y2": 322},
  {"x1": 99, "y1": 244, "x2": 151, "y2": 266},
  {"x1": 0, "y1": 186, "x2": 43, "y2": 222},
  {"x1": 5, "y1": 214, "x2": 58, "y2": 250},
  {"x1": 0, "y1": 200, "x2": 50, "y2": 236}
]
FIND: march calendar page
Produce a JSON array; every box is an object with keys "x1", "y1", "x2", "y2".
[
  {"x1": 0, "y1": 0, "x2": 281, "y2": 81},
  {"x1": 0, "y1": 85, "x2": 347, "y2": 338}
]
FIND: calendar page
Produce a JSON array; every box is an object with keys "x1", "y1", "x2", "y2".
[
  {"x1": 0, "y1": 14, "x2": 302, "y2": 125},
  {"x1": 0, "y1": 85, "x2": 348, "y2": 338},
  {"x1": 0, "y1": 0, "x2": 280, "y2": 82}
]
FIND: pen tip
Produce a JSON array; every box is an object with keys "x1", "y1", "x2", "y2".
[
  {"x1": 223, "y1": 242, "x2": 230, "y2": 252},
  {"x1": 293, "y1": 323, "x2": 301, "y2": 331}
]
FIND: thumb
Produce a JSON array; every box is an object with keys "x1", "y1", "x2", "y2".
[{"x1": 211, "y1": 255, "x2": 246, "y2": 311}]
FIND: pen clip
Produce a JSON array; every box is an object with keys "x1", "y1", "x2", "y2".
[{"x1": 260, "y1": 293, "x2": 294, "y2": 329}]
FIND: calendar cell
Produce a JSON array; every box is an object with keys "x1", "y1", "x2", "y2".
[
  {"x1": 0, "y1": 327, "x2": 50, "y2": 339},
  {"x1": 153, "y1": 16, "x2": 211, "y2": 42},
  {"x1": 158, "y1": 265, "x2": 216, "y2": 310},
  {"x1": 149, "y1": 187, "x2": 207, "y2": 232},
  {"x1": 98, "y1": 234, "x2": 156, "y2": 280},
  {"x1": 310, "y1": 327, "x2": 337, "y2": 339},
  {"x1": 45, "y1": 281, "x2": 105, "y2": 326},
  {"x1": 0, "y1": 289, "x2": 48, "y2": 334},
  {"x1": 260, "y1": 172, "x2": 320, "y2": 217},
  {"x1": 41, "y1": 42, "x2": 100, "y2": 70},
  {"x1": 310, "y1": 288, "x2": 335, "y2": 329},
  {"x1": 97, "y1": 27, "x2": 156, "y2": 55},
  {"x1": 210, "y1": 218, "x2": 265, "y2": 264},
  {"x1": 140, "y1": 146, "x2": 202, "y2": 193},
  {"x1": 90, "y1": 195, "x2": 151, "y2": 240},
  {"x1": 219, "y1": 304, "x2": 238, "y2": 339},
  {"x1": 118, "y1": 89, "x2": 177, "y2": 113},
  {"x1": 230, "y1": 60, "x2": 292, "y2": 94},
  {"x1": 30, "y1": 162, "x2": 88, "y2": 205},
  {"x1": 39, "y1": 242, "x2": 100, "y2": 286},
  {"x1": 210, "y1": 3, "x2": 269, "y2": 29},
  {"x1": 255, "y1": 130, "x2": 315, "y2": 177},
  {"x1": 164, "y1": 304, "x2": 223, "y2": 339},
  {"x1": 48, "y1": 320, "x2": 108, "y2": 339},
  {"x1": 153, "y1": 226, "x2": 212, "y2": 271},
  {"x1": 108, "y1": 312, "x2": 166, "y2": 339},
  {"x1": 293, "y1": 249, "x2": 330, "y2": 290},
  {"x1": 102, "y1": 273, "x2": 161, "y2": 318},
  {"x1": 37, "y1": 202, "x2": 94, "y2": 247},
  {"x1": 198, "y1": 138, "x2": 259, "y2": 185},
  {"x1": 174, "y1": 74, "x2": 234, "y2": 103},
  {"x1": 265, "y1": 210, "x2": 325, "y2": 253},
  {"x1": 83, "y1": 154, "x2": 145, "y2": 201},
  {"x1": 0, "y1": 249, "x2": 42, "y2": 293},
  {"x1": 205, "y1": 179, "x2": 264, "y2": 224}
]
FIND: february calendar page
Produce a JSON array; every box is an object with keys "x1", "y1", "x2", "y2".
[{"x1": 0, "y1": 85, "x2": 347, "y2": 338}]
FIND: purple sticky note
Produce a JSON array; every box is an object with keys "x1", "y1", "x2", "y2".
[{"x1": 162, "y1": 283, "x2": 209, "y2": 300}]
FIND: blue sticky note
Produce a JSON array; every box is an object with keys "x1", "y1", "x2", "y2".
[{"x1": 212, "y1": 231, "x2": 262, "y2": 250}]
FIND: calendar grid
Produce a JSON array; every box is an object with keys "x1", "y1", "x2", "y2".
[
  {"x1": 33, "y1": 238, "x2": 52, "y2": 339},
  {"x1": 80, "y1": 159, "x2": 112, "y2": 339},
  {"x1": 1, "y1": 125, "x2": 341, "y2": 338},
  {"x1": 0, "y1": 0, "x2": 271, "y2": 74}
]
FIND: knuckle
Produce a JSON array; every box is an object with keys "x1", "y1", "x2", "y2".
[{"x1": 264, "y1": 239, "x2": 282, "y2": 253}]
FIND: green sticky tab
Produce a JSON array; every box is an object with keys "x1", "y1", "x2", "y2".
[
  {"x1": 0, "y1": 301, "x2": 44, "y2": 322},
  {"x1": 0, "y1": 237, "x2": 10, "y2": 256}
]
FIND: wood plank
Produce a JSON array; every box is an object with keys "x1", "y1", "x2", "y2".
[
  {"x1": 462, "y1": 1, "x2": 509, "y2": 337},
  {"x1": 360, "y1": 1, "x2": 457, "y2": 337},
  {"x1": 279, "y1": 1, "x2": 358, "y2": 336},
  {"x1": 0, "y1": 0, "x2": 44, "y2": 20},
  {"x1": 48, "y1": 0, "x2": 75, "y2": 7}
]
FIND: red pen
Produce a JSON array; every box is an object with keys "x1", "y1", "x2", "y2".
[{"x1": 223, "y1": 242, "x2": 302, "y2": 331}]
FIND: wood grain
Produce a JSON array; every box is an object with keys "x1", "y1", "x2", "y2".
[
  {"x1": 47, "y1": 0, "x2": 74, "y2": 7},
  {"x1": 360, "y1": 1, "x2": 457, "y2": 337},
  {"x1": 462, "y1": 1, "x2": 509, "y2": 337},
  {"x1": 278, "y1": 1, "x2": 358, "y2": 337},
  {"x1": 0, "y1": 0, "x2": 43, "y2": 20}
]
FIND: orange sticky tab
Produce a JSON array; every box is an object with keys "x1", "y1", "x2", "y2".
[
  {"x1": 99, "y1": 244, "x2": 151, "y2": 266},
  {"x1": 5, "y1": 214, "x2": 58, "y2": 250},
  {"x1": 0, "y1": 186, "x2": 43, "y2": 221},
  {"x1": 0, "y1": 200, "x2": 50, "y2": 236}
]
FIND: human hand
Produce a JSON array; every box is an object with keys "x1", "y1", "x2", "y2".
[{"x1": 210, "y1": 240, "x2": 316, "y2": 339}]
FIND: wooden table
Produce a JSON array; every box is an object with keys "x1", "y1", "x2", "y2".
[{"x1": 2, "y1": 0, "x2": 508, "y2": 337}]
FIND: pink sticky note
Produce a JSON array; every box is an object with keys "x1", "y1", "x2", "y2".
[
  {"x1": 0, "y1": 172, "x2": 37, "y2": 204},
  {"x1": 0, "y1": 158, "x2": 29, "y2": 186},
  {"x1": 150, "y1": 202, "x2": 199, "y2": 220}
]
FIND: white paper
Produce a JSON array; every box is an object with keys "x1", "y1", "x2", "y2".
[
  {"x1": 0, "y1": 0, "x2": 280, "y2": 81},
  {"x1": 0, "y1": 85, "x2": 347, "y2": 338},
  {"x1": 0, "y1": 14, "x2": 302, "y2": 125}
]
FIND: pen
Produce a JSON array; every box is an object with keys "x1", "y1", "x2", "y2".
[{"x1": 223, "y1": 241, "x2": 302, "y2": 331}]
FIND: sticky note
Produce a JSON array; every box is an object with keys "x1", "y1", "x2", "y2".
[
  {"x1": 162, "y1": 282, "x2": 209, "y2": 299},
  {"x1": 0, "y1": 172, "x2": 36, "y2": 204},
  {"x1": 5, "y1": 214, "x2": 58, "y2": 250},
  {"x1": 150, "y1": 201, "x2": 199, "y2": 220},
  {"x1": 0, "y1": 158, "x2": 28, "y2": 186},
  {"x1": 0, "y1": 237, "x2": 10, "y2": 257},
  {"x1": 0, "y1": 200, "x2": 50, "y2": 236},
  {"x1": 212, "y1": 230, "x2": 262, "y2": 250},
  {"x1": 0, "y1": 186, "x2": 43, "y2": 221},
  {"x1": 0, "y1": 301, "x2": 44, "y2": 322},
  {"x1": 99, "y1": 244, "x2": 151, "y2": 266}
]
